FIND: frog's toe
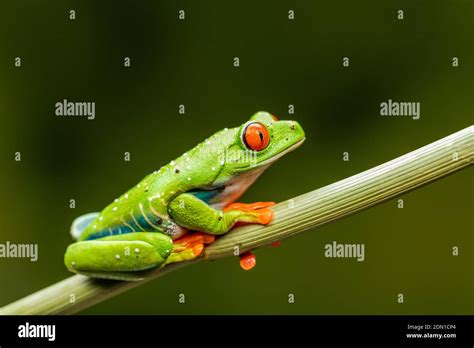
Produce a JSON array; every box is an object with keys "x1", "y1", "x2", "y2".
[
  {"x1": 224, "y1": 201, "x2": 275, "y2": 212},
  {"x1": 239, "y1": 251, "x2": 256, "y2": 271},
  {"x1": 173, "y1": 232, "x2": 215, "y2": 250},
  {"x1": 252, "y1": 208, "x2": 273, "y2": 225},
  {"x1": 192, "y1": 243, "x2": 204, "y2": 257},
  {"x1": 165, "y1": 232, "x2": 213, "y2": 265},
  {"x1": 173, "y1": 232, "x2": 216, "y2": 256}
]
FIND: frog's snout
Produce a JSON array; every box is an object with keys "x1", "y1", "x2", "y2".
[
  {"x1": 283, "y1": 120, "x2": 305, "y2": 142},
  {"x1": 290, "y1": 120, "x2": 303, "y2": 133}
]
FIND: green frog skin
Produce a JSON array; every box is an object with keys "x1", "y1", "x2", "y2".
[{"x1": 64, "y1": 111, "x2": 305, "y2": 280}]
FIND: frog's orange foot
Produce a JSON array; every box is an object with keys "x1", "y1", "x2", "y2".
[
  {"x1": 224, "y1": 201, "x2": 275, "y2": 225},
  {"x1": 224, "y1": 201, "x2": 276, "y2": 212},
  {"x1": 253, "y1": 208, "x2": 273, "y2": 225},
  {"x1": 239, "y1": 251, "x2": 256, "y2": 271},
  {"x1": 173, "y1": 232, "x2": 215, "y2": 256}
]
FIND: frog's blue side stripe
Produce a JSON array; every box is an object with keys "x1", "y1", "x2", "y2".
[
  {"x1": 129, "y1": 213, "x2": 146, "y2": 231},
  {"x1": 85, "y1": 225, "x2": 134, "y2": 240},
  {"x1": 84, "y1": 214, "x2": 165, "y2": 240},
  {"x1": 136, "y1": 214, "x2": 156, "y2": 230}
]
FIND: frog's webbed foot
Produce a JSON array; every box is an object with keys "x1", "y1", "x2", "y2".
[
  {"x1": 223, "y1": 201, "x2": 275, "y2": 225},
  {"x1": 165, "y1": 232, "x2": 215, "y2": 265},
  {"x1": 224, "y1": 201, "x2": 276, "y2": 211}
]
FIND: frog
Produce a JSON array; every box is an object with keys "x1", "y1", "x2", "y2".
[{"x1": 64, "y1": 111, "x2": 305, "y2": 280}]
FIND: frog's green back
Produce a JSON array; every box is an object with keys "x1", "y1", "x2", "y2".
[{"x1": 77, "y1": 127, "x2": 239, "y2": 241}]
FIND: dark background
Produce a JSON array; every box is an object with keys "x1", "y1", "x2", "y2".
[{"x1": 0, "y1": 0, "x2": 472, "y2": 314}]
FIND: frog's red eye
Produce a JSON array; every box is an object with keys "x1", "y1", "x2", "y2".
[{"x1": 243, "y1": 122, "x2": 270, "y2": 151}]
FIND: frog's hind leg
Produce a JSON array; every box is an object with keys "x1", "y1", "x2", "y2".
[{"x1": 64, "y1": 232, "x2": 173, "y2": 280}]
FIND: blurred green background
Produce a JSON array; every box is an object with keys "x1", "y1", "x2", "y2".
[{"x1": 0, "y1": 0, "x2": 472, "y2": 314}]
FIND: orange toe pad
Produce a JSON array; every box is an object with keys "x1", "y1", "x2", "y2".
[
  {"x1": 192, "y1": 244, "x2": 204, "y2": 257},
  {"x1": 239, "y1": 252, "x2": 256, "y2": 271},
  {"x1": 173, "y1": 232, "x2": 215, "y2": 254},
  {"x1": 254, "y1": 208, "x2": 273, "y2": 225},
  {"x1": 224, "y1": 201, "x2": 276, "y2": 212}
]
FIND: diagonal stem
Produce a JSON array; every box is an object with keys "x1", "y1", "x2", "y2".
[{"x1": 1, "y1": 126, "x2": 472, "y2": 315}]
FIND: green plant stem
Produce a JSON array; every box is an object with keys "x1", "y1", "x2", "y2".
[{"x1": 1, "y1": 126, "x2": 472, "y2": 315}]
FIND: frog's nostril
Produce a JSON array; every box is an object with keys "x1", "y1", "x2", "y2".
[{"x1": 290, "y1": 122, "x2": 296, "y2": 130}]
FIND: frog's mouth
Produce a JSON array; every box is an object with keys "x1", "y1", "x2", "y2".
[{"x1": 254, "y1": 137, "x2": 306, "y2": 168}]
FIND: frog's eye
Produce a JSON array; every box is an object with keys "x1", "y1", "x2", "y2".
[{"x1": 243, "y1": 122, "x2": 270, "y2": 151}]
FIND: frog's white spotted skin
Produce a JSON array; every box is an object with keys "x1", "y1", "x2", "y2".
[{"x1": 66, "y1": 113, "x2": 306, "y2": 280}]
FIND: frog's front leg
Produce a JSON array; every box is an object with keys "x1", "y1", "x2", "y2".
[
  {"x1": 168, "y1": 194, "x2": 274, "y2": 271},
  {"x1": 168, "y1": 193, "x2": 273, "y2": 235},
  {"x1": 64, "y1": 232, "x2": 174, "y2": 276}
]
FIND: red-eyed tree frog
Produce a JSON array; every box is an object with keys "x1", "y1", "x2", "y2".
[{"x1": 64, "y1": 111, "x2": 305, "y2": 280}]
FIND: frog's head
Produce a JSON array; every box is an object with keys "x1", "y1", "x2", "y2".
[{"x1": 214, "y1": 111, "x2": 305, "y2": 183}]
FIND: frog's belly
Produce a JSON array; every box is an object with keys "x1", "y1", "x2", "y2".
[{"x1": 210, "y1": 166, "x2": 268, "y2": 210}]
